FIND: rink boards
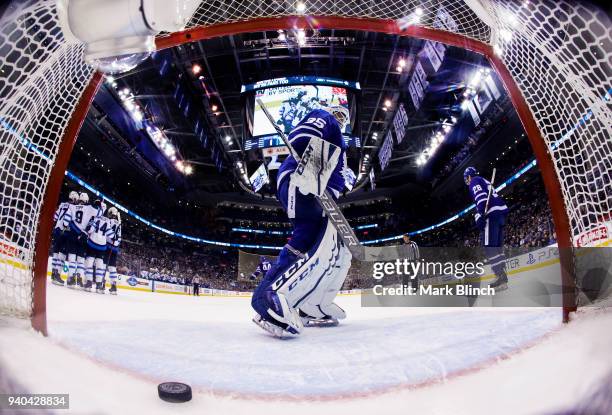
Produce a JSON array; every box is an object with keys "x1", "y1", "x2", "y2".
[{"x1": 1, "y1": 228, "x2": 611, "y2": 301}]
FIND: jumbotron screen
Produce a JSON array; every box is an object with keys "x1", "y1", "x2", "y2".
[{"x1": 252, "y1": 84, "x2": 350, "y2": 137}]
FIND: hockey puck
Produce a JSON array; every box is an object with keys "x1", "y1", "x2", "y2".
[{"x1": 157, "y1": 382, "x2": 192, "y2": 403}]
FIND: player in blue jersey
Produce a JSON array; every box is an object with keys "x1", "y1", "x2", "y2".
[
  {"x1": 464, "y1": 167, "x2": 509, "y2": 290},
  {"x1": 250, "y1": 256, "x2": 272, "y2": 280},
  {"x1": 251, "y1": 107, "x2": 354, "y2": 337}
]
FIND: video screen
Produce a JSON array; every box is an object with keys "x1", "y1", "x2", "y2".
[{"x1": 253, "y1": 84, "x2": 350, "y2": 137}]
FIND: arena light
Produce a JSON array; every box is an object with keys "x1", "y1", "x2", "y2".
[
  {"x1": 296, "y1": 1, "x2": 306, "y2": 14},
  {"x1": 225, "y1": 135, "x2": 232, "y2": 143},
  {"x1": 211, "y1": 104, "x2": 218, "y2": 112},
  {"x1": 296, "y1": 28, "x2": 306, "y2": 46},
  {"x1": 184, "y1": 164, "x2": 193, "y2": 175},
  {"x1": 192, "y1": 63, "x2": 202, "y2": 75},
  {"x1": 398, "y1": 7, "x2": 423, "y2": 29},
  {"x1": 468, "y1": 71, "x2": 482, "y2": 88},
  {"x1": 397, "y1": 58, "x2": 406, "y2": 72}
]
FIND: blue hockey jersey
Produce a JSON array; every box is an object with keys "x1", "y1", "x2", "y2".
[
  {"x1": 469, "y1": 176, "x2": 508, "y2": 218},
  {"x1": 277, "y1": 109, "x2": 347, "y2": 194},
  {"x1": 250, "y1": 258, "x2": 272, "y2": 280}
]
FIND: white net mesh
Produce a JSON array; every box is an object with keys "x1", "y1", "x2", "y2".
[
  {"x1": 0, "y1": 0, "x2": 94, "y2": 317},
  {"x1": 485, "y1": 0, "x2": 612, "y2": 240},
  {"x1": 0, "y1": 0, "x2": 610, "y2": 319}
]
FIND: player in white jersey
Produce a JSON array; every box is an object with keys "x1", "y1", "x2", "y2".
[
  {"x1": 83, "y1": 204, "x2": 114, "y2": 293},
  {"x1": 104, "y1": 207, "x2": 122, "y2": 295},
  {"x1": 50, "y1": 191, "x2": 79, "y2": 286},
  {"x1": 63, "y1": 192, "x2": 103, "y2": 289}
]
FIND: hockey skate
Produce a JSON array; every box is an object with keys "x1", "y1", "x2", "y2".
[
  {"x1": 252, "y1": 313, "x2": 301, "y2": 339},
  {"x1": 299, "y1": 310, "x2": 339, "y2": 327},
  {"x1": 76, "y1": 275, "x2": 83, "y2": 288},
  {"x1": 82, "y1": 280, "x2": 93, "y2": 292},
  {"x1": 109, "y1": 283, "x2": 117, "y2": 295},
  {"x1": 51, "y1": 270, "x2": 64, "y2": 286},
  {"x1": 489, "y1": 273, "x2": 508, "y2": 291},
  {"x1": 95, "y1": 282, "x2": 105, "y2": 294},
  {"x1": 66, "y1": 275, "x2": 76, "y2": 289}
]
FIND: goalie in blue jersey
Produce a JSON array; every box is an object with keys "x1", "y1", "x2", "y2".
[
  {"x1": 251, "y1": 107, "x2": 354, "y2": 337},
  {"x1": 464, "y1": 167, "x2": 509, "y2": 290}
]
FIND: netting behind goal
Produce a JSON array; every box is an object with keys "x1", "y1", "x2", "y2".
[
  {"x1": 0, "y1": 0, "x2": 610, "y2": 324},
  {"x1": 0, "y1": 0, "x2": 94, "y2": 318}
]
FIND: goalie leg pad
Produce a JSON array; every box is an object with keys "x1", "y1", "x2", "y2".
[
  {"x1": 251, "y1": 219, "x2": 340, "y2": 334},
  {"x1": 273, "y1": 220, "x2": 342, "y2": 309},
  {"x1": 299, "y1": 243, "x2": 352, "y2": 321},
  {"x1": 251, "y1": 281, "x2": 303, "y2": 336}
]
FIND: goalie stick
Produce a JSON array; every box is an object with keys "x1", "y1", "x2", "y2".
[{"x1": 256, "y1": 99, "x2": 417, "y2": 262}]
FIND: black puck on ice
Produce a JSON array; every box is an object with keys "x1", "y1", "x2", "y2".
[{"x1": 158, "y1": 382, "x2": 192, "y2": 403}]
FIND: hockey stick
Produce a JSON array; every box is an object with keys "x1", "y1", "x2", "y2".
[
  {"x1": 483, "y1": 168, "x2": 497, "y2": 215},
  {"x1": 256, "y1": 99, "x2": 417, "y2": 262}
]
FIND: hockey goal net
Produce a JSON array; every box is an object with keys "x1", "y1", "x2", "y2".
[{"x1": 0, "y1": 0, "x2": 610, "y2": 331}]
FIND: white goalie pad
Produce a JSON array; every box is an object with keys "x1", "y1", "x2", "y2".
[
  {"x1": 271, "y1": 220, "x2": 343, "y2": 309},
  {"x1": 290, "y1": 137, "x2": 341, "y2": 197},
  {"x1": 299, "y1": 242, "x2": 352, "y2": 320}
]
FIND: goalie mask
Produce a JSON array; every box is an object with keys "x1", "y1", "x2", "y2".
[{"x1": 322, "y1": 105, "x2": 350, "y2": 130}]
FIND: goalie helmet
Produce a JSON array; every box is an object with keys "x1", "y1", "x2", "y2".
[
  {"x1": 79, "y1": 192, "x2": 89, "y2": 204},
  {"x1": 69, "y1": 191, "x2": 79, "y2": 203},
  {"x1": 322, "y1": 105, "x2": 350, "y2": 130}
]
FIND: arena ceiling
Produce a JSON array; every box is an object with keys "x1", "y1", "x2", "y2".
[{"x1": 73, "y1": 28, "x2": 521, "y2": 208}]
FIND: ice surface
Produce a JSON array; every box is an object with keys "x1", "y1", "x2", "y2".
[
  {"x1": 47, "y1": 286, "x2": 561, "y2": 397},
  {"x1": 1, "y1": 277, "x2": 611, "y2": 414}
]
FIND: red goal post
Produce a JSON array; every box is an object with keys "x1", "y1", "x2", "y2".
[{"x1": 0, "y1": 0, "x2": 609, "y2": 334}]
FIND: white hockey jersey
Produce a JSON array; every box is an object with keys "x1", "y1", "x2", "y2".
[
  {"x1": 87, "y1": 215, "x2": 114, "y2": 249},
  {"x1": 106, "y1": 218, "x2": 122, "y2": 250},
  {"x1": 64, "y1": 204, "x2": 101, "y2": 235},
  {"x1": 53, "y1": 202, "x2": 71, "y2": 231}
]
